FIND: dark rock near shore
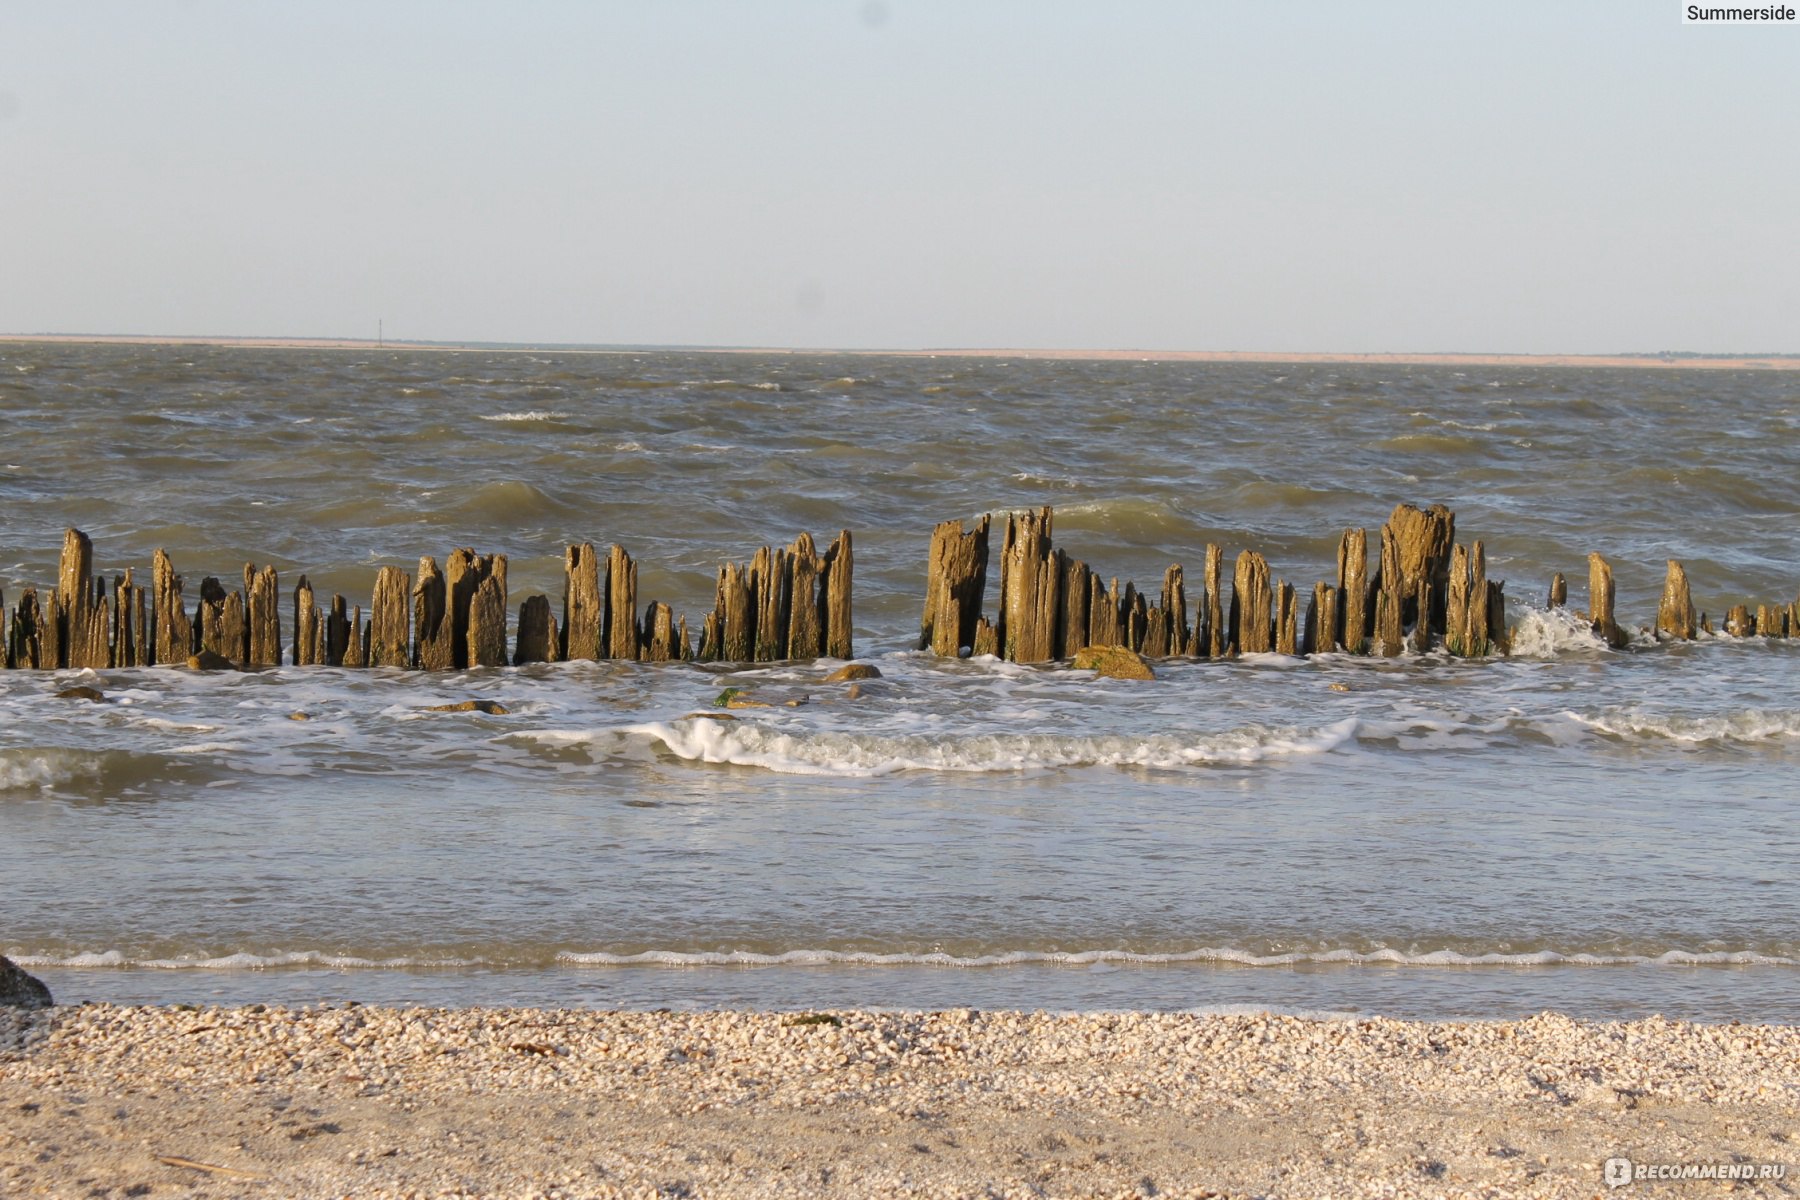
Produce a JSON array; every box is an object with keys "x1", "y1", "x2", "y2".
[
  {"x1": 55, "y1": 686, "x2": 107, "y2": 702},
  {"x1": 824, "y1": 663, "x2": 882, "y2": 682},
  {"x1": 423, "y1": 699, "x2": 510, "y2": 715},
  {"x1": 186, "y1": 649, "x2": 237, "y2": 671},
  {"x1": 0, "y1": 956, "x2": 52, "y2": 1009},
  {"x1": 1073, "y1": 645, "x2": 1155, "y2": 680}
]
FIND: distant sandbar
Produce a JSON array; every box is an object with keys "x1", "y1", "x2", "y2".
[{"x1": 2, "y1": 333, "x2": 1795, "y2": 370}]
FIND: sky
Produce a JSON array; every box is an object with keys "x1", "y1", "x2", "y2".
[{"x1": 0, "y1": 2, "x2": 1795, "y2": 353}]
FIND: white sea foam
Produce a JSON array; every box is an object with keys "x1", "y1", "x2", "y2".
[
  {"x1": 1507, "y1": 606, "x2": 1610, "y2": 658},
  {"x1": 478, "y1": 410, "x2": 568, "y2": 422},
  {"x1": 0, "y1": 749, "x2": 103, "y2": 792},
  {"x1": 19, "y1": 945, "x2": 1796, "y2": 971},
  {"x1": 618, "y1": 717, "x2": 1361, "y2": 777},
  {"x1": 1568, "y1": 707, "x2": 1800, "y2": 745}
]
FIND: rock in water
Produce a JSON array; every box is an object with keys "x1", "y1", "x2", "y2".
[
  {"x1": 54, "y1": 686, "x2": 107, "y2": 702},
  {"x1": 824, "y1": 663, "x2": 882, "y2": 682},
  {"x1": 0, "y1": 956, "x2": 52, "y2": 1009},
  {"x1": 1072, "y1": 645, "x2": 1155, "y2": 680},
  {"x1": 186, "y1": 649, "x2": 237, "y2": 671},
  {"x1": 423, "y1": 699, "x2": 510, "y2": 714}
]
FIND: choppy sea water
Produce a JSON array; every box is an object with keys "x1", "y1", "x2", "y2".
[{"x1": 3, "y1": 343, "x2": 1798, "y2": 1021}]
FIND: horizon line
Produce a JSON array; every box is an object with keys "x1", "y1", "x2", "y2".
[{"x1": 2, "y1": 332, "x2": 1798, "y2": 367}]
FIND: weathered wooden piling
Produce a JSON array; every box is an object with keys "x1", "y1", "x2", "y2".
[
  {"x1": 1231, "y1": 550, "x2": 1273, "y2": 655},
  {"x1": 1725, "y1": 604, "x2": 1753, "y2": 638},
  {"x1": 1202, "y1": 545, "x2": 1225, "y2": 659},
  {"x1": 821, "y1": 530, "x2": 854, "y2": 660},
  {"x1": 1657, "y1": 560, "x2": 1696, "y2": 640},
  {"x1": 1588, "y1": 552, "x2": 1629, "y2": 648},
  {"x1": 1547, "y1": 573, "x2": 1567, "y2": 609},
  {"x1": 413, "y1": 557, "x2": 452, "y2": 670},
  {"x1": 294, "y1": 578, "x2": 320, "y2": 666},
  {"x1": 998, "y1": 507, "x2": 1059, "y2": 664},
  {"x1": 369, "y1": 566, "x2": 411, "y2": 668},
  {"x1": 1756, "y1": 602, "x2": 1784, "y2": 638},
  {"x1": 607, "y1": 544, "x2": 638, "y2": 661},
  {"x1": 560, "y1": 542, "x2": 603, "y2": 662},
  {"x1": 1337, "y1": 530, "x2": 1368, "y2": 654},
  {"x1": 920, "y1": 517, "x2": 991, "y2": 657},
  {"x1": 1302, "y1": 581, "x2": 1337, "y2": 656},
  {"x1": 1275, "y1": 580, "x2": 1299, "y2": 656}
]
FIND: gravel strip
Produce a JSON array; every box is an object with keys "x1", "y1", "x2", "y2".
[{"x1": 3, "y1": 1006, "x2": 1796, "y2": 1197}]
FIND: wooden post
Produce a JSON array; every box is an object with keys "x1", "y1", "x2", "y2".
[
  {"x1": 9, "y1": 590, "x2": 44, "y2": 668},
  {"x1": 1202, "y1": 544, "x2": 1225, "y2": 658},
  {"x1": 1230, "y1": 550, "x2": 1272, "y2": 654},
  {"x1": 468, "y1": 574, "x2": 507, "y2": 667},
  {"x1": 1059, "y1": 559, "x2": 1091, "y2": 659},
  {"x1": 369, "y1": 566, "x2": 411, "y2": 668},
  {"x1": 1372, "y1": 528, "x2": 1404, "y2": 656},
  {"x1": 643, "y1": 601, "x2": 682, "y2": 662},
  {"x1": 514, "y1": 594, "x2": 559, "y2": 664},
  {"x1": 787, "y1": 532, "x2": 823, "y2": 661},
  {"x1": 1382, "y1": 503, "x2": 1455, "y2": 638},
  {"x1": 1089, "y1": 575, "x2": 1121, "y2": 648},
  {"x1": 1408, "y1": 579, "x2": 1432, "y2": 655},
  {"x1": 1485, "y1": 580, "x2": 1509, "y2": 654},
  {"x1": 920, "y1": 518, "x2": 987, "y2": 656},
  {"x1": 1548, "y1": 573, "x2": 1567, "y2": 609},
  {"x1": 751, "y1": 545, "x2": 789, "y2": 662},
  {"x1": 971, "y1": 616, "x2": 998, "y2": 658},
  {"x1": 1588, "y1": 552, "x2": 1628, "y2": 648},
  {"x1": 1303, "y1": 581, "x2": 1338, "y2": 656},
  {"x1": 1275, "y1": 580, "x2": 1298, "y2": 655},
  {"x1": 1725, "y1": 604, "x2": 1752, "y2": 637},
  {"x1": 294, "y1": 578, "x2": 319, "y2": 665},
  {"x1": 326, "y1": 594, "x2": 352, "y2": 666},
  {"x1": 999, "y1": 507, "x2": 1056, "y2": 663},
  {"x1": 821, "y1": 529, "x2": 854, "y2": 661},
  {"x1": 246, "y1": 565, "x2": 281, "y2": 666},
  {"x1": 1657, "y1": 560, "x2": 1696, "y2": 640},
  {"x1": 413, "y1": 556, "x2": 452, "y2": 670},
  {"x1": 717, "y1": 562, "x2": 752, "y2": 662},
  {"x1": 607, "y1": 544, "x2": 638, "y2": 660},
  {"x1": 1757, "y1": 602, "x2": 1783, "y2": 638},
  {"x1": 1161, "y1": 565, "x2": 1189, "y2": 657},
  {"x1": 1337, "y1": 529, "x2": 1367, "y2": 654},
  {"x1": 345, "y1": 606, "x2": 368, "y2": 667},
  {"x1": 562, "y1": 542, "x2": 604, "y2": 662},
  {"x1": 152, "y1": 549, "x2": 191, "y2": 666}
]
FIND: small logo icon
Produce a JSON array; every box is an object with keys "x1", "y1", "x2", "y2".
[{"x1": 1605, "y1": 1157, "x2": 1634, "y2": 1189}]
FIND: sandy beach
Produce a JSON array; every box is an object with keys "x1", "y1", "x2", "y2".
[{"x1": 2, "y1": 1005, "x2": 1794, "y2": 1198}]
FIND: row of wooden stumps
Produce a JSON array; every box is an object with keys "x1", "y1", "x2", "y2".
[
  {"x1": 1, "y1": 528, "x2": 852, "y2": 670},
  {"x1": 1561, "y1": 554, "x2": 1800, "y2": 647},
  {"x1": 919, "y1": 502, "x2": 1506, "y2": 662}
]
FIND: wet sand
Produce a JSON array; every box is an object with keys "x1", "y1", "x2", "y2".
[{"x1": 3, "y1": 1005, "x2": 1795, "y2": 1198}]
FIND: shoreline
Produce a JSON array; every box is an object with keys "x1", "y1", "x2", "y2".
[
  {"x1": 3, "y1": 1004, "x2": 1794, "y2": 1197},
  {"x1": 2, "y1": 331, "x2": 1797, "y2": 370}
]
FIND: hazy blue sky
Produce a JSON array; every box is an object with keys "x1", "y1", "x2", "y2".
[{"x1": 1, "y1": 2, "x2": 1794, "y2": 352}]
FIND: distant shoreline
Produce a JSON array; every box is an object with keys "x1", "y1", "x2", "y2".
[{"x1": 2, "y1": 332, "x2": 1797, "y2": 370}]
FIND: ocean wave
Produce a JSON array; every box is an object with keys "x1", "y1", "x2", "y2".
[
  {"x1": 1506, "y1": 607, "x2": 1611, "y2": 657},
  {"x1": 18, "y1": 945, "x2": 1794, "y2": 971},
  {"x1": 477, "y1": 409, "x2": 569, "y2": 423},
  {"x1": 1567, "y1": 707, "x2": 1800, "y2": 745},
  {"x1": 0, "y1": 748, "x2": 105, "y2": 792},
  {"x1": 618, "y1": 718, "x2": 1361, "y2": 776}
]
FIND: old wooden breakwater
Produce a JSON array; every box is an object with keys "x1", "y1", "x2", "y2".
[
  {"x1": 1, "y1": 528, "x2": 851, "y2": 670},
  {"x1": 918, "y1": 502, "x2": 1800, "y2": 663}
]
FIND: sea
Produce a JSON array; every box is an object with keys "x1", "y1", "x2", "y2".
[{"x1": 2, "y1": 343, "x2": 1797, "y2": 1022}]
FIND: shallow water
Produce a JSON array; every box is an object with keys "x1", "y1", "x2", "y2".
[{"x1": 3, "y1": 344, "x2": 1797, "y2": 1019}]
